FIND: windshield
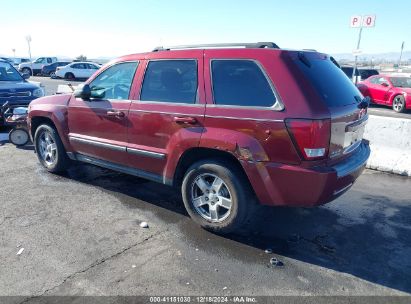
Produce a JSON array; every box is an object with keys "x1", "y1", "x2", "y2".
[
  {"x1": 390, "y1": 77, "x2": 411, "y2": 88},
  {"x1": 0, "y1": 62, "x2": 24, "y2": 81}
]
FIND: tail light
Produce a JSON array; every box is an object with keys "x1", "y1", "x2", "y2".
[{"x1": 285, "y1": 119, "x2": 331, "y2": 160}]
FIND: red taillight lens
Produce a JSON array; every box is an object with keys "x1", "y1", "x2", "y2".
[{"x1": 285, "y1": 119, "x2": 331, "y2": 160}]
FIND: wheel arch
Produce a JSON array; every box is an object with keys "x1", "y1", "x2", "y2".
[
  {"x1": 173, "y1": 147, "x2": 254, "y2": 192},
  {"x1": 30, "y1": 113, "x2": 72, "y2": 152}
]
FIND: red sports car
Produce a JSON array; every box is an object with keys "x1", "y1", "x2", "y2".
[{"x1": 357, "y1": 75, "x2": 411, "y2": 113}]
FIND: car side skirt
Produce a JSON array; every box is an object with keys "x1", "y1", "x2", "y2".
[{"x1": 71, "y1": 153, "x2": 172, "y2": 186}]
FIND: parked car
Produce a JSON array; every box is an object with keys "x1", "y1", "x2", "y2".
[
  {"x1": 341, "y1": 66, "x2": 379, "y2": 82},
  {"x1": 55, "y1": 62, "x2": 101, "y2": 80},
  {"x1": 0, "y1": 57, "x2": 14, "y2": 64},
  {"x1": 18, "y1": 57, "x2": 58, "y2": 76},
  {"x1": 41, "y1": 61, "x2": 71, "y2": 77},
  {"x1": 0, "y1": 59, "x2": 44, "y2": 125},
  {"x1": 28, "y1": 42, "x2": 370, "y2": 233},
  {"x1": 357, "y1": 75, "x2": 411, "y2": 113},
  {"x1": 11, "y1": 58, "x2": 30, "y2": 67}
]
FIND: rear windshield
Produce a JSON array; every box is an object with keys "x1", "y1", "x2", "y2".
[{"x1": 294, "y1": 54, "x2": 362, "y2": 107}]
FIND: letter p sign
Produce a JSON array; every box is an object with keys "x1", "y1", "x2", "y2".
[{"x1": 350, "y1": 15, "x2": 362, "y2": 28}]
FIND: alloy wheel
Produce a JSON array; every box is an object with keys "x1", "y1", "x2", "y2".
[
  {"x1": 38, "y1": 131, "x2": 57, "y2": 166},
  {"x1": 190, "y1": 173, "x2": 232, "y2": 222}
]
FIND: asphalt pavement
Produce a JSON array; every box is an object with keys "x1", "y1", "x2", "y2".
[{"x1": 0, "y1": 137, "x2": 410, "y2": 300}]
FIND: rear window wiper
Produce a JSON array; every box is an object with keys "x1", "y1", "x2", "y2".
[{"x1": 298, "y1": 52, "x2": 311, "y2": 68}]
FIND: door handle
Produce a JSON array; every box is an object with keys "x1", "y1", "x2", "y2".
[
  {"x1": 106, "y1": 110, "x2": 125, "y2": 118},
  {"x1": 173, "y1": 116, "x2": 197, "y2": 124}
]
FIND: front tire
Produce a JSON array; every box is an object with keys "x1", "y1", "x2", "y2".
[
  {"x1": 181, "y1": 160, "x2": 255, "y2": 234},
  {"x1": 34, "y1": 124, "x2": 71, "y2": 172},
  {"x1": 393, "y1": 95, "x2": 406, "y2": 113}
]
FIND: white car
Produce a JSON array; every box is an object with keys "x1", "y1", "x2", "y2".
[
  {"x1": 18, "y1": 57, "x2": 58, "y2": 75},
  {"x1": 55, "y1": 62, "x2": 101, "y2": 80}
]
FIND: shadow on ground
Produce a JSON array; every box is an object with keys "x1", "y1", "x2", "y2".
[{"x1": 53, "y1": 164, "x2": 411, "y2": 294}]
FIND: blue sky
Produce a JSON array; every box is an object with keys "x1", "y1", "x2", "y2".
[{"x1": 1, "y1": 0, "x2": 410, "y2": 58}]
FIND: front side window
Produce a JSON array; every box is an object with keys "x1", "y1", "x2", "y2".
[
  {"x1": 376, "y1": 77, "x2": 388, "y2": 85},
  {"x1": 34, "y1": 58, "x2": 44, "y2": 64},
  {"x1": 140, "y1": 60, "x2": 197, "y2": 103},
  {"x1": 211, "y1": 60, "x2": 275, "y2": 107},
  {"x1": 89, "y1": 62, "x2": 138, "y2": 100}
]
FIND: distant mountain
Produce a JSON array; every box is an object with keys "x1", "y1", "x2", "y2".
[{"x1": 332, "y1": 51, "x2": 411, "y2": 62}]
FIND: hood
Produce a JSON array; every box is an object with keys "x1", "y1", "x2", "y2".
[
  {"x1": 0, "y1": 81, "x2": 40, "y2": 92},
  {"x1": 29, "y1": 93, "x2": 71, "y2": 107}
]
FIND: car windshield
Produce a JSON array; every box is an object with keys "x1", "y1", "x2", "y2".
[
  {"x1": 390, "y1": 77, "x2": 411, "y2": 88},
  {"x1": 0, "y1": 62, "x2": 24, "y2": 81}
]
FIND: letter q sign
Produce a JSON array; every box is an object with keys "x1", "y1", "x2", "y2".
[{"x1": 350, "y1": 15, "x2": 376, "y2": 28}]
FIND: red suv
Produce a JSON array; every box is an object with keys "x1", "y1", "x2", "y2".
[{"x1": 28, "y1": 43, "x2": 370, "y2": 233}]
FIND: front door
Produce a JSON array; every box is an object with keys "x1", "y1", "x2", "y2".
[
  {"x1": 372, "y1": 76, "x2": 391, "y2": 104},
  {"x1": 67, "y1": 61, "x2": 139, "y2": 164},
  {"x1": 127, "y1": 53, "x2": 206, "y2": 182}
]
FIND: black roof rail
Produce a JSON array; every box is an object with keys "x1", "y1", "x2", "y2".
[{"x1": 152, "y1": 42, "x2": 280, "y2": 52}]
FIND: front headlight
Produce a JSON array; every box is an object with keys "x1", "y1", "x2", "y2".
[{"x1": 32, "y1": 88, "x2": 45, "y2": 98}]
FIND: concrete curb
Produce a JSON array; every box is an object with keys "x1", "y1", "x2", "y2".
[{"x1": 364, "y1": 115, "x2": 411, "y2": 176}]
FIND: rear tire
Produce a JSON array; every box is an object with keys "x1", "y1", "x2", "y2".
[
  {"x1": 181, "y1": 159, "x2": 255, "y2": 234},
  {"x1": 34, "y1": 124, "x2": 71, "y2": 173},
  {"x1": 65, "y1": 72, "x2": 75, "y2": 80},
  {"x1": 393, "y1": 95, "x2": 406, "y2": 113}
]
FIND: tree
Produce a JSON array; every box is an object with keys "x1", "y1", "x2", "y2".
[{"x1": 76, "y1": 55, "x2": 87, "y2": 61}]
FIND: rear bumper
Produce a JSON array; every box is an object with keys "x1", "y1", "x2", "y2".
[{"x1": 246, "y1": 140, "x2": 370, "y2": 207}]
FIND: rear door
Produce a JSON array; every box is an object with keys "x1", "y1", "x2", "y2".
[
  {"x1": 127, "y1": 51, "x2": 206, "y2": 180},
  {"x1": 293, "y1": 53, "x2": 368, "y2": 162},
  {"x1": 202, "y1": 50, "x2": 299, "y2": 165},
  {"x1": 67, "y1": 61, "x2": 138, "y2": 164}
]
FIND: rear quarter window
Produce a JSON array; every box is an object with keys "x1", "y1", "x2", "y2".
[{"x1": 295, "y1": 55, "x2": 362, "y2": 107}]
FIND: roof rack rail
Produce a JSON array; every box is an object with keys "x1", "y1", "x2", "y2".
[{"x1": 152, "y1": 42, "x2": 280, "y2": 52}]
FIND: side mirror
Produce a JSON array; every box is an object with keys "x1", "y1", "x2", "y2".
[
  {"x1": 381, "y1": 82, "x2": 389, "y2": 87},
  {"x1": 73, "y1": 84, "x2": 91, "y2": 100},
  {"x1": 22, "y1": 72, "x2": 30, "y2": 80}
]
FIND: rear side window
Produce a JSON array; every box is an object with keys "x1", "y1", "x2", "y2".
[
  {"x1": 140, "y1": 60, "x2": 197, "y2": 103},
  {"x1": 295, "y1": 56, "x2": 362, "y2": 107},
  {"x1": 211, "y1": 60, "x2": 275, "y2": 107}
]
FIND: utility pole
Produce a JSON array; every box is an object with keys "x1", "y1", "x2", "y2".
[
  {"x1": 12, "y1": 48, "x2": 16, "y2": 59},
  {"x1": 25, "y1": 35, "x2": 32, "y2": 76},
  {"x1": 353, "y1": 27, "x2": 363, "y2": 84},
  {"x1": 398, "y1": 41, "x2": 404, "y2": 68}
]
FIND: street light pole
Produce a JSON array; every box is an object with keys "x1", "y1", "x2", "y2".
[
  {"x1": 398, "y1": 41, "x2": 404, "y2": 68},
  {"x1": 25, "y1": 35, "x2": 32, "y2": 76},
  {"x1": 12, "y1": 48, "x2": 16, "y2": 60}
]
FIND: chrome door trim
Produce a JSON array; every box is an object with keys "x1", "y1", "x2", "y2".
[
  {"x1": 126, "y1": 147, "x2": 166, "y2": 159},
  {"x1": 69, "y1": 136, "x2": 167, "y2": 159},
  {"x1": 69, "y1": 136, "x2": 126, "y2": 152}
]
